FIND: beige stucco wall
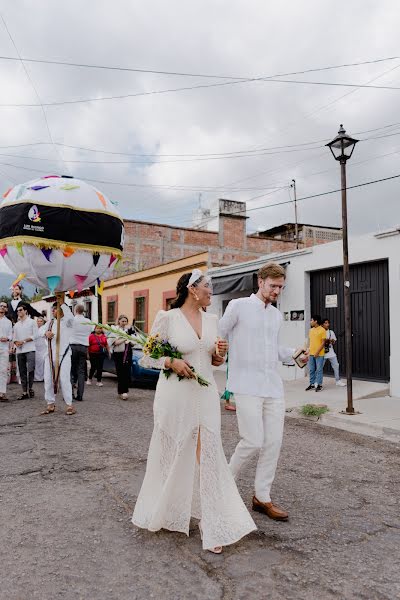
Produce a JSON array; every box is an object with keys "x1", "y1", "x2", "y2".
[{"x1": 103, "y1": 252, "x2": 209, "y2": 330}]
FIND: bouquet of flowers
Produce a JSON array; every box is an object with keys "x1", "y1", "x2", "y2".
[{"x1": 95, "y1": 324, "x2": 209, "y2": 387}]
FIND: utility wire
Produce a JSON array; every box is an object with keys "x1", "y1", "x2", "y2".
[
  {"x1": 2, "y1": 75, "x2": 400, "y2": 108},
  {"x1": 0, "y1": 119, "x2": 399, "y2": 159},
  {"x1": 0, "y1": 54, "x2": 396, "y2": 79},
  {"x1": 0, "y1": 14, "x2": 70, "y2": 175},
  {"x1": 1, "y1": 57, "x2": 400, "y2": 108},
  {"x1": 173, "y1": 172, "x2": 400, "y2": 228}
]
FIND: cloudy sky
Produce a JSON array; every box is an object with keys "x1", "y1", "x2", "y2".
[{"x1": 0, "y1": 0, "x2": 399, "y2": 241}]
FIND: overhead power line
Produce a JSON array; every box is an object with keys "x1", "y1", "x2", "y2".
[
  {"x1": 1, "y1": 57, "x2": 400, "y2": 108},
  {"x1": 0, "y1": 13, "x2": 70, "y2": 175},
  {"x1": 0, "y1": 54, "x2": 397, "y2": 78},
  {"x1": 0, "y1": 118, "x2": 399, "y2": 159},
  {"x1": 175, "y1": 172, "x2": 400, "y2": 228}
]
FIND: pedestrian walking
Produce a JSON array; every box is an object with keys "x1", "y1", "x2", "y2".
[
  {"x1": 13, "y1": 304, "x2": 37, "y2": 400},
  {"x1": 219, "y1": 262, "x2": 307, "y2": 522},
  {"x1": 34, "y1": 316, "x2": 47, "y2": 382},
  {"x1": 322, "y1": 318, "x2": 346, "y2": 387},
  {"x1": 70, "y1": 304, "x2": 91, "y2": 402},
  {"x1": 132, "y1": 270, "x2": 256, "y2": 553},
  {"x1": 306, "y1": 314, "x2": 327, "y2": 392},
  {"x1": 40, "y1": 295, "x2": 76, "y2": 415},
  {"x1": 88, "y1": 325, "x2": 109, "y2": 386},
  {"x1": 0, "y1": 301, "x2": 12, "y2": 401},
  {"x1": 109, "y1": 315, "x2": 134, "y2": 400}
]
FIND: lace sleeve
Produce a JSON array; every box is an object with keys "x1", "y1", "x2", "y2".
[{"x1": 139, "y1": 310, "x2": 169, "y2": 370}]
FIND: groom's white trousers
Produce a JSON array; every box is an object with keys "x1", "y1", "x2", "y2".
[{"x1": 229, "y1": 394, "x2": 285, "y2": 503}]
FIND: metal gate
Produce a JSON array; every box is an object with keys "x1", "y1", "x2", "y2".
[{"x1": 310, "y1": 259, "x2": 390, "y2": 381}]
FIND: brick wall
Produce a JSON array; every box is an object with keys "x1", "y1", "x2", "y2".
[{"x1": 119, "y1": 216, "x2": 304, "y2": 276}]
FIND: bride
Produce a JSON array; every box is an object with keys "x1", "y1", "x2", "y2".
[{"x1": 132, "y1": 270, "x2": 256, "y2": 553}]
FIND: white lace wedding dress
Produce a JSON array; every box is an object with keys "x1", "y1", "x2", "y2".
[{"x1": 131, "y1": 308, "x2": 256, "y2": 550}]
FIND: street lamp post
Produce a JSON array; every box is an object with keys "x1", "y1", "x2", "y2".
[{"x1": 326, "y1": 125, "x2": 359, "y2": 415}]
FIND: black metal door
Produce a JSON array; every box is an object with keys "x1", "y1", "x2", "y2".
[{"x1": 310, "y1": 259, "x2": 390, "y2": 381}]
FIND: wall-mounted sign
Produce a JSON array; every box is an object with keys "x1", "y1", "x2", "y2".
[
  {"x1": 325, "y1": 294, "x2": 338, "y2": 308},
  {"x1": 290, "y1": 310, "x2": 304, "y2": 321}
]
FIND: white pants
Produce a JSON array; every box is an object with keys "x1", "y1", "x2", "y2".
[
  {"x1": 229, "y1": 394, "x2": 285, "y2": 503},
  {"x1": 44, "y1": 351, "x2": 72, "y2": 406},
  {"x1": 0, "y1": 347, "x2": 8, "y2": 394}
]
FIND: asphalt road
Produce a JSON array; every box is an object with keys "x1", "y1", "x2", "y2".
[{"x1": 0, "y1": 377, "x2": 399, "y2": 600}]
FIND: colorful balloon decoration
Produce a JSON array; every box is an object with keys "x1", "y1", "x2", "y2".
[{"x1": 0, "y1": 175, "x2": 124, "y2": 293}]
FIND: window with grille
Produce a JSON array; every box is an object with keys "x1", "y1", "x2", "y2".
[{"x1": 135, "y1": 296, "x2": 146, "y2": 331}]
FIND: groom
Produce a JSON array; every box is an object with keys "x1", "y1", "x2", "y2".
[{"x1": 219, "y1": 262, "x2": 305, "y2": 521}]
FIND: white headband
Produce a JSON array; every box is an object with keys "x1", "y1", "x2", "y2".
[{"x1": 187, "y1": 269, "x2": 203, "y2": 288}]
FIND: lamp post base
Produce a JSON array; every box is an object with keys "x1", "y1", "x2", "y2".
[{"x1": 340, "y1": 409, "x2": 361, "y2": 415}]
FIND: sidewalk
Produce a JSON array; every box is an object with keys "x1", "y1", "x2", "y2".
[{"x1": 214, "y1": 369, "x2": 400, "y2": 443}]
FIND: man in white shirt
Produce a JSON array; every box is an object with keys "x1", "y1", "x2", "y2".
[
  {"x1": 0, "y1": 301, "x2": 13, "y2": 401},
  {"x1": 41, "y1": 295, "x2": 76, "y2": 415},
  {"x1": 13, "y1": 304, "x2": 38, "y2": 400},
  {"x1": 219, "y1": 262, "x2": 305, "y2": 521},
  {"x1": 322, "y1": 318, "x2": 346, "y2": 387},
  {"x1": 70, "y1": 304, "x2": 91, "y2": 402}
]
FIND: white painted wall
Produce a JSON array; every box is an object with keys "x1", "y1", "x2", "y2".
[
  {"x1": 31, "y1": 294, "x2": 99, "y2": 322},
  {"x1": 210, "y1": 230, "x2": 400, "y2": 396}
]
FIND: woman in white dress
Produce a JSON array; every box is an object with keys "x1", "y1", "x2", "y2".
[
  {"x1": 34, "y1": 316, "x2": 47, "y2": 382},
  {"x1": 132, "y1": 270, "x2": 256, "y2": 553}
]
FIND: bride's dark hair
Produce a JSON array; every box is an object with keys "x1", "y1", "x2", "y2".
[{"x1": 170, "y1": 272, "x2": 203, "y2": 309}]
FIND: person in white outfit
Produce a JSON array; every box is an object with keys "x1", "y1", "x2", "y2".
[
  {"x1": 13, "y1": 304, "x2": 38, "y2": 400},
  {"x1": 41, "y1": 294, "x2": 76, "y2": 415},
  {"x1": 219, "y1": 262, "x2": 307, "y2": 522},
  {"x1": 322, "y1": 318, "x2": 346, "y2": 387},
  {"x1": 132, "y1": 270, "x2": 256, "y2": 554},
  {"x1": 0, "y1": 301, "x2": 13, "y2": 401},
  {"x1": 34, "y1": 316, "x2": 47, "y2": 382},
  {"x1": 70, "y1": 304, "x2": 91, "y2": 402}
]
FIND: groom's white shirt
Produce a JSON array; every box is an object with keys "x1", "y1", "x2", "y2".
[{"x1": 219, "y1": 294, "x2": 294, "y2": 399}]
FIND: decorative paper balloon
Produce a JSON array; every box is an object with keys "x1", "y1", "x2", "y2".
[{"x1": 0, "y1": 175, "x2": 124, "y2": 293}]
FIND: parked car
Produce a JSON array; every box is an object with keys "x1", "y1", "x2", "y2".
[{"x1": 103, "y1": 345, "x2": 160, "y2": 389}]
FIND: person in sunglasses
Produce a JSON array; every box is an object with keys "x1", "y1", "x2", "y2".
[{"x1": 13, "y1": 303, "x2": 38, "y2": 400}]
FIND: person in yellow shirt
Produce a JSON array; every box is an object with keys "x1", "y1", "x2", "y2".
[{"x1": 306, "y1": 314, "x2": 326, "y2": 392}]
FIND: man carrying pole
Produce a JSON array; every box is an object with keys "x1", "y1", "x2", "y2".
[{"x1": 40, "y1": 292, "x2": 76, "y2": 416}]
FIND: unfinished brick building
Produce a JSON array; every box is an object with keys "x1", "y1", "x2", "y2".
[{"x1": 119, "y1": 199, "x2": 341, "y2": 274}]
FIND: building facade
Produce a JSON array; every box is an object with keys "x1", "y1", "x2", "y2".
[
  {"x1": 118, "y1": 200, "x2": 335, "y2": 276},
  {"x1": 209, "y1": 227, "x2": 400, "y2": 397},
  {"x1": 103, "y1": 252, "x2": 209, "y2": 331}
]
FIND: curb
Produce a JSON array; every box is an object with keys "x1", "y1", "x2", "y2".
[{"x1": 286, "y1": 409, "x2": 400, "y2": 444}]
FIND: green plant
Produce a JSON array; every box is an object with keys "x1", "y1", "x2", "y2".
[{"x1": 300, "y1": 404, "x2": 329, "y2": 417}]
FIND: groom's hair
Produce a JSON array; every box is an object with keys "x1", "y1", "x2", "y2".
[{"x1": 257, "y1": 263, "x2": 286, "y2": 281}]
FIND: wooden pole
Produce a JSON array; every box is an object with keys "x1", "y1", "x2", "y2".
[{"x1": 54, "y1": 292, "x2": 63, "y2": 394}]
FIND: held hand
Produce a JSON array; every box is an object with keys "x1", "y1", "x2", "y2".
[
  {"x1": 212, "y1": 353, "x2": 225, "y2": 367},
  {"x1": 215, "y1": 338, "x2": 228, "y2": 357},
  {"x1": 166, "y1": 358, "x2": 195, "y2": 379},
  {"x1": 14, "y1": 340, "x2": 23, "y2": 347},
  {"x1": 45, "y1": 331, "x2": 54, "y2": 340}
]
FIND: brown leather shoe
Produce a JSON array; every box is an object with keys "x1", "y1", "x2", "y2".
[{"x1": 252, "y1": 496, "x2": 289, "y2": 521}]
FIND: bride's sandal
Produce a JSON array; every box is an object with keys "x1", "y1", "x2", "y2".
[{"x1": 198, "y1": 522, "x2": 223, "y2": 554}]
